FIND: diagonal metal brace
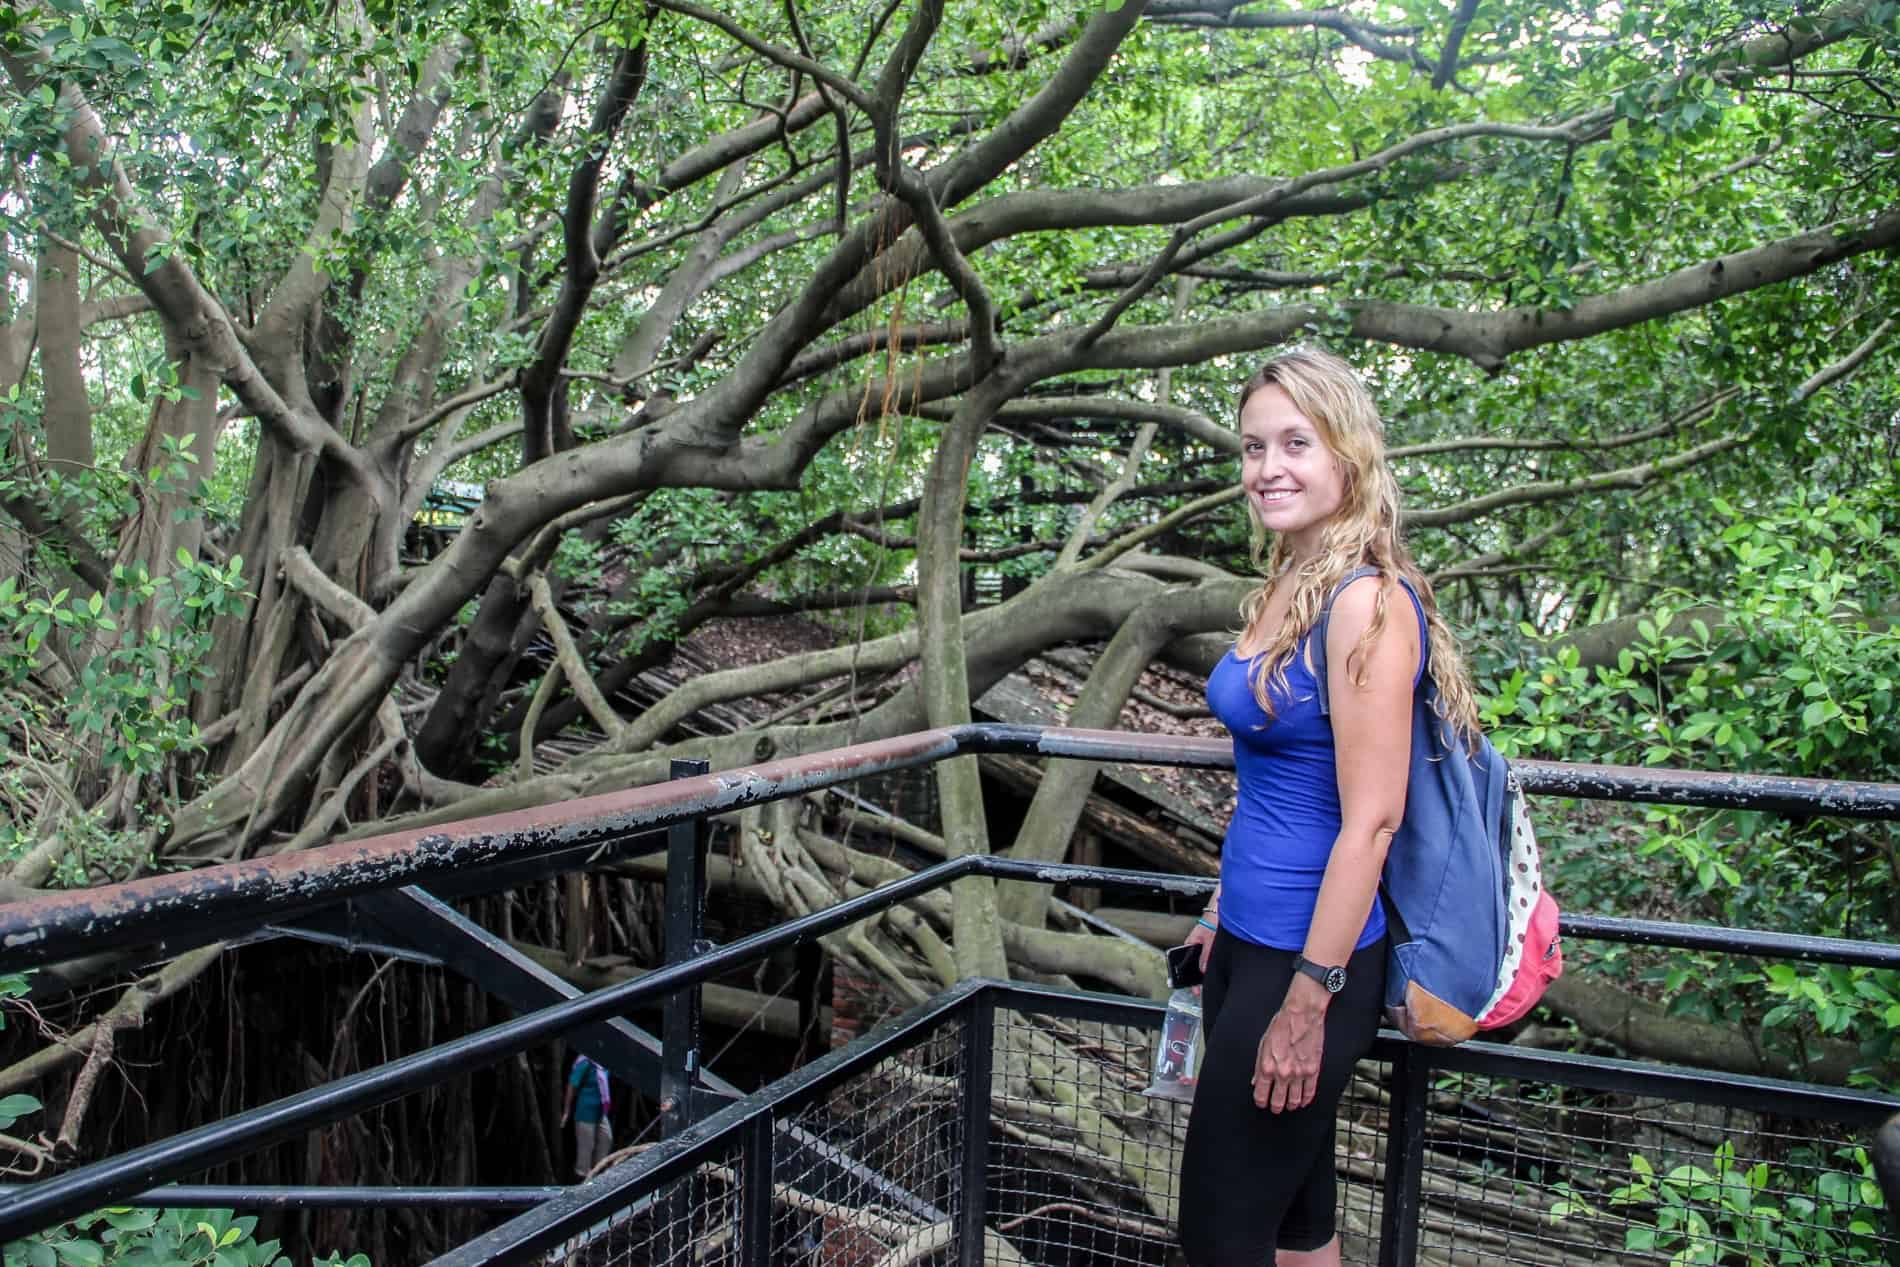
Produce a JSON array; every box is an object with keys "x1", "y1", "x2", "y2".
[
  {"x1": 356, "y1": 886, "x2": 710, "y2": 1107},
  {"x1": 357, "y1": 887, "x2": 943, "y2": 1222}
]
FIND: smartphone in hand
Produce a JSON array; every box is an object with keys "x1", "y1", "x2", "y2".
[{"x1": 1165, "y1": 942, "x2": 1206, "y2": 990}]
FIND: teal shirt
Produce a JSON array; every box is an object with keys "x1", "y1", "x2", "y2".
[{"x1": 569, "y1": 1056, "x2": 608, "y2": 1124}]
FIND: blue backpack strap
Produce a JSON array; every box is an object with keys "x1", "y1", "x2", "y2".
[
  {"x1": 1311, "y1": 566, "x2": 1384, "y2": 717},
  {"x1": 1311, "y1": 569, "x2": 1435, "y2": 951}
]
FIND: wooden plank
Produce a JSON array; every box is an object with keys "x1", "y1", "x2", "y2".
[
  {"x1": 975, "y1": 673, "x2": 1231, "y2": 845},
  {"x1": 980, "y1": 754, "x2": 1218, "y2": 877}
]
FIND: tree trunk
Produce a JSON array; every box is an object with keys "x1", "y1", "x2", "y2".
[
  {"x1": 913, "y1": 377, "x2": 1017, "y2": 980},
  {"x1": 997, "y1": 577, "x2": 1246, "y2": 928}
]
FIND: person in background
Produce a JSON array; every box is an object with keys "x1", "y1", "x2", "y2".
[
  {"x1": 1177, "y1": 345, "x2": 1482, "y2": 1266},
  {"x1": 559, "y1": 1053, "x2": 614, "y2": 1180}
]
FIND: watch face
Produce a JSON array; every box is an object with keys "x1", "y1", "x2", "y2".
[{"x1": 1323, "y1": 966, "x2": 1347, "y2": 993}]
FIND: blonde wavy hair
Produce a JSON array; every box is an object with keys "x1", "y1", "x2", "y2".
[{"x1": 1235, "y1": 345, "x2": 1481, "y2": 743}]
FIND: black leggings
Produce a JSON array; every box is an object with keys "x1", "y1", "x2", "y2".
[{"x1": 1177, "y1": 930, "x2": 1386, "y2": 1266}]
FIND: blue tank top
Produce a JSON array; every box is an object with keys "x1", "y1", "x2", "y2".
[{"x1": 1206, "y1": 586, "x2": 1426, "y2": 951}]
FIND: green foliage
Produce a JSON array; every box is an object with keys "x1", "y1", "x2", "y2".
[
  {"x1": 1552, "y1": 1140, "x2": 1886, "y2": 1266},
  {"x1": 0, "y1": 379, "x2": 250, "y2": 880},
  {"x1": 0, "y1": 547, "x2": 249, "y2": 780},
  {"x1": 0, "y1": 1015, "x2": 366, "y2": 1267},
  {"x1": 1484, "y1": 477, "x2": 1900, "y2": 1080},
  {"x1": 4, "y1": 0, "x2": 1897, "y2": 897},
  {"x1": 1, "y1": 1207, "x2": 370, "y2": 1267}
]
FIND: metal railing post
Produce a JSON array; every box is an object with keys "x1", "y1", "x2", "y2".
[
  {"x1": 956, "y1": 989, "x2": 997, "y2": 1267},
  {"x1": 741, "y1": 1112, "x2": 775, "y2": 1267},
  {"x1": 662, "y1": 757, "x2": 712, "y2": 1136},
  {"x1": 662, "y1": 758, "x2": 711, "y2": 1267},
  {"x1": 1378, "y1": 1044, "x2": 1430, "y2": 1267}
]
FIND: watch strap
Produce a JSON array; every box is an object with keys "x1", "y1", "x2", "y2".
[{"x1": 1292, "y1": 955, "x2": 1347, "y2": 993}]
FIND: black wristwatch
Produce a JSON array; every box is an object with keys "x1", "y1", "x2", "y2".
[{"x1": 1292, "y1": 955, "x2": 1348, "y2": 994}]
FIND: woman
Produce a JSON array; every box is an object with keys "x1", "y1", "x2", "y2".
[
  {"x1": 560, "y1": 1053, "x2": 614, "y2": 1180},
  {"x1": 1177, "y1": 346, "x2": 1480, "y2": 1267}
]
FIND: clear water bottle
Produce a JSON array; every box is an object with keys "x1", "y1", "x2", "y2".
[{"x1": 1143, "y1": 987, "x2": 1203, "y2": 1102}]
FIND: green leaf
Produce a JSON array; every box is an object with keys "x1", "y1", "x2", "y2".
[{"x1": 101, "y1": 1209, "x2": 159, "y2": 1232}]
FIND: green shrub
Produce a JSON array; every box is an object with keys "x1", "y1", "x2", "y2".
[
  {"x1": 1483, "y1": 481, "x2": 1900, "y2": 1083},
  {"x1": 1552, "y1": 1139, "x2": 1887, "y2": 1266}
]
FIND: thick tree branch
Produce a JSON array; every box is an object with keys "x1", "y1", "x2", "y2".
[
  {"x1": 521, "y1": 40, "x2": 653, "y2": 462},
  {"x1": 0, "y1": 448, "x2": 111, "y2": 594},
  {"x1": 821, "y1": 157, "x2": 1383, "y2": 330},
  {"x1": 1147, "y1": 1, "x2": 1431, "y2": 70},
  {"x1": 1798, "y1": 316, "x2": 1895, "y2": 397},
  {"x1": 391, "y1": 374, "x2": 520, "y2": 446},
  {"x1": 930, "y1": 0, "x2": 1150, "y2": 210},
  {"x1": 0, "y1": 40, "x2": 367, "y2": 475},
  {"x1": 1056, "y1": 280, "x2": 1192, "y2": 566},
  {"x1": 1075, "y1": 114, "x2": 1607, "y2": 350},
  {"x1": 1408, "y1": 431, "x2": 1750, "y2": 528},
  {"x1": 1081, "y1": 486, "x2": 1243, "y2": 572},
  {"x1": 784, "y1": 0, "x2": 854, "y2": 234},
  {"x1": 282, "y1": 546, "x2": 375, "y2": 631},
  {"x1": 778, "y1": 320, "x2": 969, "y2": 386},
  {"x1": 416, "y1": 417, "x2": 522, "y2": 475},
  {"x1": 651, "y1": 1, "x2": 874, "y2": 112},
  {"x1": 363, "y1": 39, "x2": 464, "y2": 214},
  {"x1": 998, "y1": 576, "x2": 1247, "y2": 929},
  {"x1": 607, "y1": 160, "x2": 751, "y2": 388},
  {"x1": 1429, "y1": 520, "x2": 1571, "y2": 585},
  {"x1": 0, "y1": 945, "x2": 224, "y2": 1096},
  {"x1": 1432, "y1": 0, "x2": 1483, "y2": 90},
  {"x1": 862, "y1": 3, "x2": 1002, "y2": 377},
  {"x1": 878, "y1": 167, "x2": 999, "y2": 377},
  {"x1": 526, "y1": 571, "x2": 627, "y2": 740},
  {"x1": 78, "y1": 292, "x2": 151, "y2": 328},
  {"x1": 1350, "y1": 206, "x2": 1900, "y2": 369},
  {"x1": 839, "y1": 516, "x2": 1100, "y2": 562},
  {"x1": 251, "y1": 1, "x2": 379, "y2": 370}
]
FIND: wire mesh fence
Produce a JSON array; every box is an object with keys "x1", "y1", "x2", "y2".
[
  {"x1": 1409, "y1": 1066, "x2": 1897, "y2": 1267},
  {"x1": 986, "y1": 1004, "x2": 1185, "y2": 1267},
  {"x1": 974, "y1": 995, "x2": 1892, "y2": 1267},
  {"x1": 452, "y1": 985, "x2": 1895, "y2": 1267},
  {"x1": 983, "y1": 1003, "x2": 1394, "y2": 1267},
  {"x1": 548, "y1": 1137, "x2": 743, "y2": 1267},
  {"x1": 1335, "y1": 1066, "x2": 1391, "y2": 1266},
  {"x1": 767, "y1": 1020, "x2": 967, "y2": 1267}
]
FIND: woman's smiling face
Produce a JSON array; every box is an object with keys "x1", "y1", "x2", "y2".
[{"x1": 1238, "y1": 383, "x2": 1346, "y2": 559}]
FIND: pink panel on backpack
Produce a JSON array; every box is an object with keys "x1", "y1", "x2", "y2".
[{"x1": 1478, "y1": 890, "x2": 1563, "y2": 1030}]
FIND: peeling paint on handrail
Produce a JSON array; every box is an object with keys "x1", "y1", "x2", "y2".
[{"x1": 1, "y1": 724, "x2": 1895, "y2": 974}]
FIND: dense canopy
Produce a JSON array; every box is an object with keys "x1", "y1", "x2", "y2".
[{"x1": 1, "y1": 0, "x2": 1898, "y2": 1231}]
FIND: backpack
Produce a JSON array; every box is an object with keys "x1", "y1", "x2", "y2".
[
  {"x1": 572, "y1": 1056, "x2": 613, "y2": 1114},
  {"x1": 1313, "y1": 568, "x2": 1563, "y2": 1045}
]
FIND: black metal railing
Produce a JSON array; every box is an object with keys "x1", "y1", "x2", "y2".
[
  {"x1": 0, "y1": 724, "x2": 1895, "y2": 1265},
  {"x1": 428, "y1": 976, "x2": 1900, "y2": 1267}
]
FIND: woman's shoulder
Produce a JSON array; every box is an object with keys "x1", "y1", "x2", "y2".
[
  {"x1": 1325, "y1": 572, "x2": 1384, "y2": 621},
  {"x1": 1324, "y1": 572, "x2": 1423, "y2": 641}
]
